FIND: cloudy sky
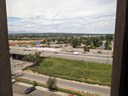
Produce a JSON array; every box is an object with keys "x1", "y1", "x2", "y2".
[{"x1": 6, "y1": 0, "x2": 117, "y2": 34}]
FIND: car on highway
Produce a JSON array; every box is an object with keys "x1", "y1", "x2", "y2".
[
  {"x1": 72, "y1": 52, "x2": 79, "y2": 55},
  {"x1": 24, "y1": 86, "x2": 36, "y2": 94}
]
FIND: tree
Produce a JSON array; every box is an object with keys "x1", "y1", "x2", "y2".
[
  {"x1": 22, "y1": 54, "x2": 34, "y2": 62},
  {"x1": 92, "y1": 37, "x2": 102, "y2": 47},
  {"x1": 33, "y1": 81, "x2": 37, "y2": 86},
  {"x1": 22, "y1": 52, "x2": 42, "y2": 66},
  {"x1": 106, "y1": 34, "x2": 113, "y2": 42},
  {"x1": 86, "y1": 39, "x2": 92, "y2": 46},
  {"x1": 97, "y1": 51, "x2": 102, "y2": 54},
  {"x1": 71, "y1": 38, "x2": 79, "y2": 48},
  {"x1": 104, "y1": 40, "x2": 112, "y2": 50},
  {"x1": 33, "y1": 52, "x2": 42, "y2": 65},
  {"x1": 83, "y1": 45, "x2": 90, "y2": 52},
  {"x1": 100, "y1": 35, "x2": 106, "y2": 41},
  {"x1": 41, "y1": 40, "x2": 46, "y2": 44},
  {"x1": 47, "y1": 77, "x2": 57, "y2": 91}
]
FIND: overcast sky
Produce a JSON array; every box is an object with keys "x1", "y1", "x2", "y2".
[{"x1": 6, "y1": 0, "x2": 117, "y2": 34}]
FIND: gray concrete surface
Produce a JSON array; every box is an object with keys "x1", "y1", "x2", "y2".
[
  {"x1": 13, "y1": 83, "x2": 61, "y2": 96},
  {"x1": 10, "y1": 59, "x2": 33, "y2": 75},
  {"x1": 20, "y1": 71, "x2": 110, "y2": 96}
]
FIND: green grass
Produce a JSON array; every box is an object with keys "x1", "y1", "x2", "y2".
[
  {"x1": 24, "y1": 57, "x2": 112, "y2": 86},
  {"x1": 16, "y1": 78, "x2": 99, "y2": 96}
]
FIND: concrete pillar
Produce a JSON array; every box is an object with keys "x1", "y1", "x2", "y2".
[
  {"x1": 0, "y1": 0, "x2": 13, "y2": 96},
  {"x1": 111, "y1": 0, "x2": 128, "y2": 96}
]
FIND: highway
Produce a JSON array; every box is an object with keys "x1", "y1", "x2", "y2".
[
  {"x1": 41, "y1": 52, "x2": 112, "y2": 64},
  {"x1": 20, "y1": 71, "x2": 110, "y2": 96},
  {"x1": 10, "y1": 48, "x2": 112, "y2": 64}
]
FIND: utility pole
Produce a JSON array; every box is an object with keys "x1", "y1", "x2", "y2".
[{"x1": 0, "y1": 0, "x2": 13, "y2": 96}]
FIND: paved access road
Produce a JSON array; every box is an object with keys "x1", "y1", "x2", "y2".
[
  {"x1": 20, "y1": 71, "x2": 110, "y2": 96},
  {"x1": 11, "y1": 59, "x2": 33, "y2": 73},
  {"x1": 13, "y1": 83, "x2": 61, "y2": 96}
]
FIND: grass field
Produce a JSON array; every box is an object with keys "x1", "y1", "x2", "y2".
[{"x1": 25, "y1": 57, "x2": 112, "y2": 86}]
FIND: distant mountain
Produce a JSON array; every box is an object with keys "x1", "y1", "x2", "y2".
[
  {"x1": 8, "y1": 31, "x2": 32, "y2": 34},
  {"x1": 7, "y1": 16, "x2": 23, "y2": 22},
  {"x1": 8, "y1": 31, "x2": 113, "y2": 36}
]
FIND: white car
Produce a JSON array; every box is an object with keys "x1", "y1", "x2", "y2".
[{"x1": 72, "y1": 52, "x2": 79, "y2": 55}]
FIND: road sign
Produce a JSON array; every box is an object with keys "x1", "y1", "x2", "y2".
[{"x1": 35, "y1": 41, "x2": 41, "y2": 45}]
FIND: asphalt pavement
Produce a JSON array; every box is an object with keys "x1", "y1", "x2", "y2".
[
  {"x1": 40, "y1": 52, "x2": 112, "y2": 64},
  {"x1": 13, "y1": 83, "x2": 61, "y2": 96},
  {"x1": 20, "y1": 71, "x2": 110, "y2": 96},
  {"x1": 10, "y1": 59, "x2": 33, "y2": 74}
]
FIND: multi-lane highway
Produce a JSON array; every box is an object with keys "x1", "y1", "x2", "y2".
[{"x1": 10, "y1": 47, "x2": 112, "y2": 64}]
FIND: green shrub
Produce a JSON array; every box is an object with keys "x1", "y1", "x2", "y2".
[
  {"x1": 97, "y1": 51, "x2": 102, "y2": 54},
  {"x1": 47, "y1": 77, "x2": 58, "y2": 91},
  {"x1": 33, "y1": 81, "x2": 38, "y2": 86}
]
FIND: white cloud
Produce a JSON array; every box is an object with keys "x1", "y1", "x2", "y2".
[{"x1": 6, "y1": 0, "x2": 117, "y2": 34}]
